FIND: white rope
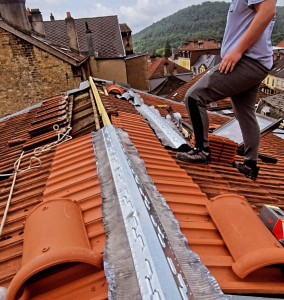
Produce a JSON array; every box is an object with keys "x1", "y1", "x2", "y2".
[
  {"x1": 0, "y1": 151, "x2": 24, "y2": 236},
  {"x1": 0, "y1": 125, "x2": 72, "y2": 177},
  {"x1": 0, "y1": 125, "x2": 72, "y2": 236}
]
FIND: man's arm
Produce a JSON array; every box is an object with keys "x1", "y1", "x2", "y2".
[{"x1": 219, "y1": 0, "x2": 276, "y2": 74}]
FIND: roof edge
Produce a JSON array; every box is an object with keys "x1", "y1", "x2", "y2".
[{"x1": 0, "y1": 20, "x2": 85, "y2": 66}]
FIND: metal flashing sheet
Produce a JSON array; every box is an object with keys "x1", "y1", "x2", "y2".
[{"x1": 136, "y1": 104, "x2": 188, "y2": 150}]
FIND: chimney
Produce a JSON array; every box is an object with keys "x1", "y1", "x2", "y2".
[
  {"x1": 29, "y1": 8, "x2": 45, "y2": 37},
  {"x1": 198, "y1": 41, "x2": 204, "y2": 50},
  {"x1": 85, "y1": 22, "x2": 95, "y2": 56},
  {"x1": 65, "y1": 12, "x2": 79, "y2": 52},
  {"x1": 163, "y1": 61, "x2": 169, "y2": 75},
  {"x1": 217, "y1": 40, "x2": 222, "y2": 48},
  {"x1": 0, "y1": 0, "x2": 31, "y2": 34},
  {"x1": 50, "y1": 13, "x2": 55, "y2": 21}
]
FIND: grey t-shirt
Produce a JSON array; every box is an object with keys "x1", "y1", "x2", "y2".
[{"x1": 221, "y1": 0, "x2": 276, "y2": 69}]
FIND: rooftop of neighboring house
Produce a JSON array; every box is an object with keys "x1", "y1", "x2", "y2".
[
  {"x1": 0, "y1": 18, "x2": 87, "y2": 67},
  {"x1": 120, "y1": 23, "x2": 132, "y2": 33},
  {"x1": 276, "y1": 39, "x2": 284, "y2": 48},
  {"x1": 0, "y1": 78, "x2": 284, "y2": 299},
  {"x1": 191, "y1": 54, "x2": 222, "y2": 74},
  {"x1": 260, "y1": 92, "x2": 284, "y2": 113},
  {"x1": 269, "y1": 59, "x2": 284, "y2": 78},
  {"x1": 44, "y1": 14, "x2": 125, "y2": 58},
  {"x1": 148, "y1": 57, "x2": 191, "y2": 79},
  {"x1": 167, "y1": 69, "x2": 269, "y2": 111},
  {"x1": 150, "y1": 75, "x2": 186, "y2": 97},
  {"x1": 180, "y1": 39, "x2": 221, "y2": 52}
]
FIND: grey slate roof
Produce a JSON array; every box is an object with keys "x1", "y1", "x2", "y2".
[
  {"x1": 191, "y1": 54, "x2": 221, "y2": 70},
  {"x1": 270, "y1": 59, "x2": 284, "y2": 79},
  {"x1": 261, "y1": 92, "x2": 284, "y2": 112},
  {"x1": 44, "y1": 16, "x2": 125, "y2": 58}
]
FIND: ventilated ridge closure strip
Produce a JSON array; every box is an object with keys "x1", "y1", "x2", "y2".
[
  {"x1": 93, "y1": 125, "x2": 227, "y2": 300},
  {"x1": 136, "y1": 104, "x2": 188, "y2": 150},
  {"x1": 92, "y1": 125, "x2": 188, "y2": 300}
]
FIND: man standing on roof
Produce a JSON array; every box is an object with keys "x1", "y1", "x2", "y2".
[{"x1": 176, "y1": 0, "x2": 276, "y2": 180}]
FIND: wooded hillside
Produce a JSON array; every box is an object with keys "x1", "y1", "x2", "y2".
[{"x1": 133, "y1": 1, "x2": 284, "y2": 53}]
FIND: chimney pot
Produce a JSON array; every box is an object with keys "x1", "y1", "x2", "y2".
[
  {"x1": 26, "y1": 7, "x2": 30, "y2": 15},
  {"x1": 66, "y1": 12, "x2": 71, "y2": 19},
  {"x1": 50, "y1": 13, "x2": 55, "y2": 21}
]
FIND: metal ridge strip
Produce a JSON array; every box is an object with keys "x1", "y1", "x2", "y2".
[
  {"x1": 99, "y1": 125, "x2": 188, "y2": 299},
  {"x1": 136, "y1": 104, "x2": 187, "y2": 149}
]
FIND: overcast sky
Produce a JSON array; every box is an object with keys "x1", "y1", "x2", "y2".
[{"x1": 26, "y1": 0, "x2": 284, "y2": 33}]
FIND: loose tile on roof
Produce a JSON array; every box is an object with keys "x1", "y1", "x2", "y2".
[{"x1": 6, "y1": 134, "x2": 107, "y2": 299}]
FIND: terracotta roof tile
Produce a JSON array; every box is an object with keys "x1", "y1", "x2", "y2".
[
  {"x1": 148, "y1": 57, "x2": 190, "y2": 79},
  {"x1": 276, "y1": 39, "x2": 284, "y2": 47},
  {"x1": 2, "y1": 81, "x2": 284, "y2": 298},
  {"x1": 180, "y1": 40, "x2": 219, "y2": 51},
  {"x1": 110, "y1": 108, "x2": 284, "y2": 294},
  {"x1": 167, "y1": 70, "x2": 268, "y2": 109}
]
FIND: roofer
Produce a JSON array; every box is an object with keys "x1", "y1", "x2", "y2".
[{"x1": 176, "y1": 0, "x2": 277, "y2": 180}]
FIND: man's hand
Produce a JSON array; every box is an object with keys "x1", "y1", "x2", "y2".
[
  {"x1": 219, "y1": 0, "x2": 276, "y2": 75},
  {"x1": 219, "y1": 49, "x2": 242, "y2": 74}
]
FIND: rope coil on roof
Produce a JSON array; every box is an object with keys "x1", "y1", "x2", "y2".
[{"x1": 0, "y1": 124, "x2": 72, "y2": 236}]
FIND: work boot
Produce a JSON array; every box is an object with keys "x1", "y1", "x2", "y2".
[
  {"x1": 176, "y1": 148, "x2": 211, "y2": 164},
  {"x1": 232, "y1": 161, "x2": 260, "y2": 181}
]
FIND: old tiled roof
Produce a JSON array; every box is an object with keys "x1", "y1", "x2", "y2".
[
  {"x1": 180, "y1": 40, "x2": 219, "y2": 51},
  {"x1": 1, "y1": 79, "x2": 284, "y2": 298},
  {"x1": 148, "y1": 57, "x2": 190, "y2": 79},
  {"x1": 44, "y1": 16, "x2": 125, "y2": 58}
]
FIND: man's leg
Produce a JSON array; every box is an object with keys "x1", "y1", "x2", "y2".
[
  {"x1": 231, "y1": 85, "x2": 261, "y2": 180},
  {"x1": 178, "y1": 56, "x2": 268, "y2": 164}
]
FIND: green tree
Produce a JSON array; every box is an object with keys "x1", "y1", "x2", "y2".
[{"x1": 164, "y1": 42, "x2": 172, "y2": 58}]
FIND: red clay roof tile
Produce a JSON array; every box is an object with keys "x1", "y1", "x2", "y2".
[
  {"x1": 111, "y1": 108, "x2": 284, "y2": 294},
  {"x1": 148, "y1": 57, "x2": 190, "y2": 79},
  {"x1": 2, "y1": 81, "x2": 284, "y2": 298}
]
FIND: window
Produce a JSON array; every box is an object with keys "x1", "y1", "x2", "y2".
[
  {"x1": 272, "y1": 79, "x2": 275, "y2": 86},
  {"x1": 267, "y1": 77, "x2": 269, "y2": 85},
  {"x1": 213, "y1": 113, "x2": 281, "y2": 145}
]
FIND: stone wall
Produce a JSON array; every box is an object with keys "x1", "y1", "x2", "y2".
[{"x1": 0, "y1": 28, "x2": 82, "y2": 117}]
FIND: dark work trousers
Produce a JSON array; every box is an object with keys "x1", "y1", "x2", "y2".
[{"x1": 184, "y1": 55, "x2": 269, "y2": 162}]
